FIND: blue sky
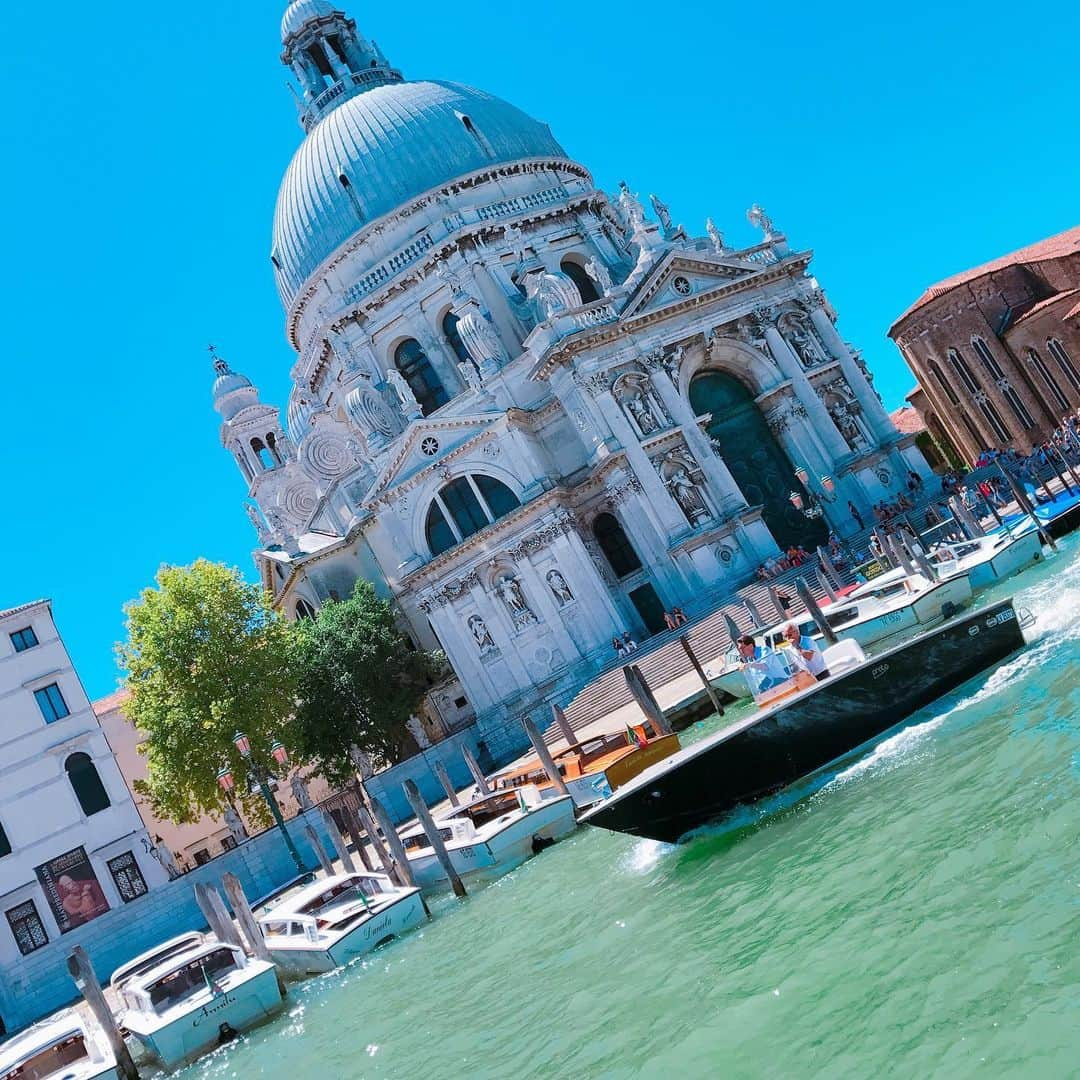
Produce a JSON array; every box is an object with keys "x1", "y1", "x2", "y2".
[{"x1": 4, "y1": 0, "x2": 1078, "y2": 698}]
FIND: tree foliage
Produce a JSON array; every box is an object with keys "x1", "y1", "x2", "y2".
[
  {"x1": 289, "y1": 581, "x2": 441, "y2": 787},
  {"x1": 117, "y1": 560, "x2": 299, "y2": 825}
]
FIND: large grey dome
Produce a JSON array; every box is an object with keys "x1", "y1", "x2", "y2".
[{"x1": 271, "y1": 79, "x2": 567, "y2": 307}]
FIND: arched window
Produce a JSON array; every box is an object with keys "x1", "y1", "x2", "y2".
[
  {"x1": 1047, "y1": 338, "x2": 1080, "y2": 392},
  {"x1": 395, "y1": 339, "x2": 449, "y2": 417},
  {"x1": 250, "y1": 438, "x2": 275, "y2": 471},
  {"x1": 947, "y1": 348, "x2": 980, "y2": 394},
  {"x1": 593, "y1": 512, "x2": 642, "y2": 579},
  {"x1": 442, "y1": 312, "x2": 471, "y2": 365},
  {"x1": 560, "y1": 259, "x2": 600, "y2": 304},
  {"x1": 424, "y1": 475, "x2": 521, "y2": 556},
  {"x1": 928, "y1": 359, "x2": 960, "y2": 406},
  {"x1": 266, "y1": 432, "x2": 285, "y2": 465},
  {"x1": 65, "y1": 753, "x2": 110, "y2": 817},
  {"x1": 294, "y1": 599, "x2": 317, "y2": 621},
  {"x1": 972, "y1": 337, "x2": 1034, "y2": 429},
  {"x1": 979, "y1": 397, "x2": 1012, "y2": 443},
  {"x1": 1027, "y1": 348, "x2": 1069, "y2": 411}
]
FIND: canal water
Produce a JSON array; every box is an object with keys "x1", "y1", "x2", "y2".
[{"x1": 179, "y1": 538, "x2": 1079, "y2": 1079}]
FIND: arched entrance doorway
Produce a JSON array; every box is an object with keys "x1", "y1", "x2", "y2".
[
  {"x1": 592, "y1": 512, "x2": 668, "y2": 636},
  {"x1": 689, "y1": 372, "x2": 828, "y2": 552}
]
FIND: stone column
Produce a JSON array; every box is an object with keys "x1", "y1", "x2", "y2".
[
  {"x1": 807, "y1": 303, "x2": 895, "y2": 443},
  {"x1": 593, "y1": 392, "x2": 689, "y2": 540},
  {"x1": 377, "y1": 503, "x2": 423, "y2": 577},
  {"x1": 425, "y1": 600, "x2": 498, "y2": 713},
  {"x1": 646, "y1": 362, "x2": 747, "y2": 515},
  {"x1": 549, "y1": 367, "x2": 612, "y2": 467},
  {"x1": 763, "y1": 325, "x2": 852, "y2": 462}
]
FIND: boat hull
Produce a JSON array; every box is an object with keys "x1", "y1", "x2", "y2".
[
  {"x1": 267, "y1": 891, "x2": 428, "y2": 977},
  {"x1": 126, "y1": 965, "x2": 284, "y2": 1070},
  {"x1": 582, "y1": 600, "x2": 1025, "y2": 844},
  {"x1": 967, "y1": 531, "x2": 1042, "y2": 588},
  {"x1": 409, "y1": 797, "x2": 576, "y2": 890}
]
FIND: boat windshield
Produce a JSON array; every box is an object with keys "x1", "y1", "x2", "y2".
[
  {"x1": 111, "y1": 934, "x2": 203, "y2": 989},
  {"x1": 402, "y1": 828, "x2": 453, "y2": 853},
  {"x1": 2, "y1": 1035, "x2": 89, "y2": 1080},
  {"x1": 456, "y1": 791, "x2": 523, "y2": 829},
  {"x1": 146, "y1": 948, "x2": 238, "y2": 1014},
  {"x1": 743, "y1": 647, "x2": 811, "y2": 699},
  {"x1": 300, "y1": 878, "x2": 386, "y2": 917}
]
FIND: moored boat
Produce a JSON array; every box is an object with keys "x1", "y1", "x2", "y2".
[
  {"x1": 0, "y1": 1011, "x2": 118, "y2": 1080},
  {"x1": 400, "y1": 786, "x2": 576, "y2": 890},
  {"x1": 113, "y1": 938, "x2": 283, "y2": 1071},
  {"x1": 256, "y1": 872, "x2": 427, "y2": 977},
  {"x1": 929, "y1": 530, "x2": 1042, "y2": 588},
  {"x1": 581, "y1": 598, "x2": 1028, "y2": 844},
  {"x1": 490, "y1": 725, "x2": 681, "y2": 808}
]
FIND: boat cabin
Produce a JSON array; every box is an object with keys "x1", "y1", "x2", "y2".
[
  {"x1": 110, "y1": 931, "x2": 206, "y2": 991},
  {"x1": 259, "y1": 873, "x2": 394, "y2": 940},
  {"x1": 118, "y1": 943, "x2": 248, "y2": 1018},
  {"x1": 0, "y1": 1018, "x2": 104, "y2": 1080},
  {"x1": 401, "y1": 788, "x2": 536, "y2": 854}
]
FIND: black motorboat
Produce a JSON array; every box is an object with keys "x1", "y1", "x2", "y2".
[{"x1": 580, "y1": 598, "x2": 1028, "y2": 843}]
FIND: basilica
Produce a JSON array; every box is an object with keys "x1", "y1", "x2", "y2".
[{"x1": 213, "y1": 0, "x2": 930, "y2": 757}]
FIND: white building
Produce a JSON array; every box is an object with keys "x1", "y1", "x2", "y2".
[
  {"x1": 0, "y1": 601, "x2": 166, "y2": 997},
  {"x1": 214, "y1": 2, "x2": 931, "y2": 760}
]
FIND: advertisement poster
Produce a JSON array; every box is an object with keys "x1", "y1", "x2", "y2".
[{"x1": 35, "y1": 846, "x2": 110, "y2": 933}]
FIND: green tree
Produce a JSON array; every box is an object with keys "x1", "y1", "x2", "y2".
[
  {"x1": 117, "y1": 560, "x2": 300, "y2": 825},
  {"x1": 290, "y1": 581, "x2": 441, "y2": 787}
]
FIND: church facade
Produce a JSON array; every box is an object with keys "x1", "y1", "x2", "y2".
[{"x1": 213, "y1": 0, "x2": 930, "y2": 757}]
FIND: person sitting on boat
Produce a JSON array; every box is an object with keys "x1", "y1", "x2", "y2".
[
  {"x1": 735, "y1": 635, "x2": 761, "y2": 663},
  {"x1": 781, "y1": 623, "x2": 829, "y2": 680}
]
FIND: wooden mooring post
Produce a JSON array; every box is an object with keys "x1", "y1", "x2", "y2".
[
  {"x1": 521, "y1": 714, "x2": 569, "y2": 797},
  {"x1": 221, "y1": 873, "x2": 272, "y2": 962},
  {"x1": 194, "y1": 881, "x2": 243, "y2": 950},
  {"x1": 403, "y1": 779, "x2": 466, "y2": 898},
  {"x1": 795, "y1": 578, "x2": 838, "y2": 647},
  {"x1": 430, "y1": 758, "x2": 460, "y2": 808},
  {"x1": 304, "y1": 823, "x2": 335, "y2": 877},
  {"x1": 552, "y1": 704, "x2": 577, "y2": 747},
  {"x1": 462, "y1": 745, "x2": 491, "y2": 795},
  {"x1": 341, "y1": 804, "x2": 375, "y2": 872},
  {"x1": 323, "y1": 810, "x2": 356, "y2": 873},
  {"x1": 623, "y1": 664, "x2": 672, "y2": 736},
  {"x1": 678, "y1": 635, "x2": 724, "y2": 718},
  {"x1": 367, "y1": 793, "x2": 417, "y2": 888},
  {"x1": 67, "y1": 946, "x2": 141, "y2": 1080}
]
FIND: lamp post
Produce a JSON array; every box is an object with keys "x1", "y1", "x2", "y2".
[
  {"x1": 790, "y1": 470, "x2": 837, "y2": 520},
  {"x1": 218, "y1": 733, "x2": 308, "y2": 876}
]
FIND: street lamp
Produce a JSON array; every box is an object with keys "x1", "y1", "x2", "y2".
[
  {"x1": 224, "y1": 731, "x2": 308, "y2": 876},
  {"x1": 790, "y1": 469, "x2": 837, "y2": 520}
]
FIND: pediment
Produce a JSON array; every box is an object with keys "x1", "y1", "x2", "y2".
[
  {"x1": 619, "y1": 251, "x2": 756, "y2": 321},
  {"x1": 368, "y1": 413, "x2": 501, "y2": 500}
]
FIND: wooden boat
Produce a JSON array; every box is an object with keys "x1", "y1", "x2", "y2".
[
  {"x1": 929, "y1": 530, "x2": 1042, "y2": 588},
  {"x1": 581, "y1": 598, "x2": 1027, "y2": 844},
  {"x1": 112, "y1": 938, "x2": 283, "y2": 1070},
  {"x1": 0, "y1": 1011, "x2": 118, "y2": 1080},
  {"x1": 490, "y1": 725, "x2": 681, "y2": 808},
  {"x1": 399, "y1": 786, "x2": 575, "y2": 890},
  {"x1": 256, "y1": 872, "x2": 427, "y2": 978}
]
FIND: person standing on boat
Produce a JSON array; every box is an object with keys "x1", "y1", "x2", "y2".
[{"x1": 782, "y1": 623, "x2": 829, "y2": 680}]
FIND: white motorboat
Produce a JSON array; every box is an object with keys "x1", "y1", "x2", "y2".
[
  {"x1": 399, "y1": 786, "x2": 576, "y2": 890},
  {"x1": 256, "y1": 872, "x2": 427, "y2": 978},
  {"x1": 0, "y1": 1011, "x2": 118, "y2": 1080},
  {"x1": 929, "y1": 530, "x2": 1042, "y2": 588},
  {"x1": 706, "y1": 568, "x2": 973, "y2": 699},
  {"x1": 112, "y1": 938, "x2": 283, "y2": 1071}
]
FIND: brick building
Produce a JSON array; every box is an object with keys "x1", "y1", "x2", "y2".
[{"x1": 889, "y1": 227, "x2": 1080, "y2": 464}]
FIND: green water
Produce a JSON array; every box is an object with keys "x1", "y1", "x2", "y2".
[{"x1": 181, "y1": 540, "x2": 1079, "y2": 1079}]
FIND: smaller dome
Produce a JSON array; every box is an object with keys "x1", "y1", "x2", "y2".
[
  {"x1": 212, "y1": 361, "x2": 257, "y2": 420},
  {"x1": 281, "y1": 0, "x2": 337, "y2": 41}
]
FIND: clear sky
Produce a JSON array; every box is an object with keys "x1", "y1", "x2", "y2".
[{"x1": 4, "y1": 0, "x2": 1078, "y2": 698}]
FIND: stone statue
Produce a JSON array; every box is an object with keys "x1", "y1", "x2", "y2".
[
  {"x1": 787, "y1": 320, "x2": 822, "y2": 367},
  {"x1": 405, "y1": 714, "x2": 432, "y2": 750},
  {"x1": 386, "y1": 368, "x2": 422, "y2": 417},
  {"x1": 497, "y1": 576, "x2": 528, "y2": 613},
  {"x1": 458, "y1": 360, "x2": 484, "y2": 392},
  {"x1": 433, "y1": 257, "x2": 464, "y2": 296},
  {"x1": 626, "y1": 394, "x2": 659, "y2": 436},
  {"x1": 650, "y1": 194, "x2": 673, "y2": 234},
  {"x1": 829, "y1": 401, "x2": 867, "y2": 450},
  {"x1": 666, "y1": 464, "x2": 709, "y2": 524},
  {"x1": 153, "y1": 839, "x2": 181, "y2": 879},
  {"x1": 584, "y1": 256, "x2": 613, "y2": 297},
  {"x1": 747, "y1": 203, "x2": 778, "y2": 239},
  {"x1": 265, "y1": 507, "x2": 290, "y2": 537},
  {"x1": 222, "y1": 804, "x2": 248, "y2": 845},
  {"x1": 289, "y1": 773, "x2": 314, "y2": 811},
  {"x1": 618, "y1": 181, "x2": 646, "y2": 230},
  {"x1": 349, "y1": 745, "x2": 375, "y2": 779},
  {"x1": 706, "y1": 217, "x2": 726, "y2": 255},
  {"x1": 546, "y1": 569, "x2": 574, "y2": 604},
  {"x1": 245, "y1": 504, "x2": 270, "y2": 542},
  {"x1": 459, "y1": 309, "x2": 507, "y2": 368},
  {"x1": 664, "y1": 344, "x2": 685, "y2": 384},
  {"x1": 525, "y1": 271, "x2": 581, "y2": 321},
  {"x1": 503, "y1": 222, "x2": 525, "y2": 263},
  {"x1": 468, "y1": 613, "x2": 495, "y2": 651}
]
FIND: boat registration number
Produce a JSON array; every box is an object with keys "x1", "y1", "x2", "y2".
[{"x1": 458, "y1": 846, "x2": 477, "y2": 860}]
